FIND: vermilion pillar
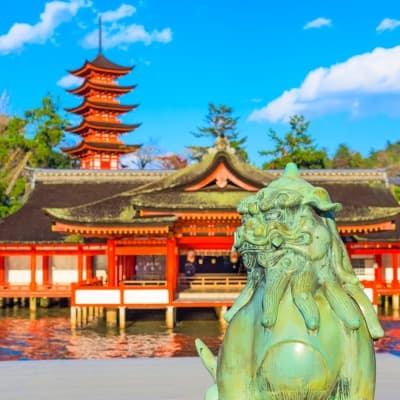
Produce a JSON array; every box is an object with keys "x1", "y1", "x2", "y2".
[
  {"x1": 392, "y1": 253, "x2": 399, "y2": 288},
  {"x1": 30, "y1": 252, "x2": 37, "y2": 290},
  {"x1": 166, "y1": 237, "x2": 177, "y2": 302},
  {"x1": 42, "y1": 256, "x2": 50, "y2": 287},
  {"x1": 107, "y1": 239, "x2": 116, "y2": 287},
  {"x1": 77, "y1": 248, "x2": 84, "y2": 283},
  {"x1": 374, "y1": 254, "x2": 383, "y2": 285},
  {"x1": 85, "y1": 255, "x2": 93, "y2": 281},
  {"x1": 0, "y1": 256, "x2": 5, "y2": 286}
]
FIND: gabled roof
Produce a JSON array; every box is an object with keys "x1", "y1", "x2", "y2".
[
  {"x1": 44, "y1": 148, "x2": 400, "y2": 237},
  {"x1": 45, "y1": 149, "x2": 275, "y2": 225}
]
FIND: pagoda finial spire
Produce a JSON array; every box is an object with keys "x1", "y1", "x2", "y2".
[{"x1": 98, "y1": 16, "x2": 103, "y2": 54}]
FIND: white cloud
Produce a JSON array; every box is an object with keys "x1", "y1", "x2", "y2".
[
  {"x1": 81, "y1": 23, "x2": 172, "y2": 49},
  {"x1": 249, "y1": 46, "x2": 400, "y2": 123},
  {"x1": 304, "y1": 17, "x2": 332, "y2": 30},
  {"x1": 0, "y1": 90, "x2": 9, "y2": 114},
  {"x1": 101, "y1": 4, "x2": 136, "y2": 22},
  {"x1": 57, "y1": 74, "x2": 84, "y2": 88},
  {"x1": 377, "y1": 18, "x2": 400, "y2": 32},
  {"x1": 0, "y1": 0, "x2": 91, "y2": 54},
  {"x1": 81, "y1": 3, "x2": 172, "y2": 49}
]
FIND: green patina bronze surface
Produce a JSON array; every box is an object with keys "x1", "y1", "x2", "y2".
[{"x1": 196, "y1": 163, "x2": 384, "y2": 400}]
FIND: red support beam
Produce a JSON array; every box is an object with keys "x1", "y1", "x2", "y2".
[
  {"x1": 77, "y1": 248, "x2": 84, "y2": 283},
  {"x1": 166, "y1": 237, "x2": 177, "y2": 303},
  {"x1": 85, "y1": 255, "x2": 93, "y2": 281},
  {"x1": 107, "y1": 239, "x2": 116, "y2": 287},
  {"x1": 0, "y1": 256, "x2": 5, "y2": 286},
  {"x1": 392, "y1": 254, "x2": 399, "y2": 289},
  {"x1": 43, "y1": 256, "x2": 50, "y2": 286},
  {"x1": 30, "y1": 253, "x2": 37, "y2": 290}
]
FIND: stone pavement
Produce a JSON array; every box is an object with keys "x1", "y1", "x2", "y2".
[{"x1": 0, "y1": 354, "x2": 397, "y2": 399}]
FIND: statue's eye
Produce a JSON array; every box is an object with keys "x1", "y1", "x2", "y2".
[{"x1": 264, "y1": 210, "x2": 282, "y2": 221}]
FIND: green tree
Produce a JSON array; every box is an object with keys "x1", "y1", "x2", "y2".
[
  {"x1": 260, "y1": 114, "x2": 328, "y2": 169},
  {"x1": 0, "y1": 94, "x2": 72, "y2": 218},
  {"x1": 24, "y1": 94, "x2": 71, "y2": 168},
  {"x1": 187, "y1": 103, "x2": 248, "y2": 162},
  {"x1": 331, "y1": 143, "x2": 367, "y2": 169}
]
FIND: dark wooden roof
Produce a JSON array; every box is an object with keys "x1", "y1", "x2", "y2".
[
  {"x1": 44, "y1": 150, "x2": 400, "y2": 233},
  {"x1": 0, "y1": 170, "x2": 166, "y2": 243},
  {"x1": 1, "y1": 146, "x2": 400, "y2": 243}
]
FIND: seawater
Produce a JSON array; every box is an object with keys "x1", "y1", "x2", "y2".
[{"x1": 0, "y1": 306, "x2": 398, "y2": 360}]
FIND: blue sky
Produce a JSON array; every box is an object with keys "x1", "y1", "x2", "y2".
[{"x1": 1, "y1": 0, "x2": 400, "y2": 167}]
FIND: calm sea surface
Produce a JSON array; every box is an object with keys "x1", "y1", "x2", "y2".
[{"x1": 0, "y1": 306, "x2": 398, "y2": 360}]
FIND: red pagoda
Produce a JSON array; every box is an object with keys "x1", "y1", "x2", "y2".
[{"x1": 63, "y1": 48, "x2": 141, "y2": 169}]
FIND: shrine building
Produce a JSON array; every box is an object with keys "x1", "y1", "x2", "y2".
[{"x1": 0, "y1": 49, "x2": 400, "y2": 328}]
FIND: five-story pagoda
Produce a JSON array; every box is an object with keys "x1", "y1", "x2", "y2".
[{"x1": 63, "y1": 37, "x2": 141, "y2": 169}]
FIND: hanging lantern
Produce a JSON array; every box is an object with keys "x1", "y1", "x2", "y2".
[
  {"x1": 187, "y1": 249, "x2": 196, "y2": 263},
  {"x1": 211, "y1": 257, "x2": 217, "y2": 264},
  {"x1": 230, "y1": 251, "x2": 239, "y2": 264},
  {"x1": 198, "y1": 257, "x2": 204, "y2": 265}
]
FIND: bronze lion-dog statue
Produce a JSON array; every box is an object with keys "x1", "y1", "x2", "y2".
[{"x1": 196, "y1": 163, "x2": 383, "y2": 400}]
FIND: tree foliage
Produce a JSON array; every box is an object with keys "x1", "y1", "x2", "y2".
[
  {"x1": 188, "y1": 103, "x2": 248, "y2": 162},
  {"x1": 331, "y1": 143, "x2": 368, "y2": 169},
  {"x1": 0, "y1": 94, "x2": 72, "y2": 217},
  {"x1": 260, "y1": 115, "x2": 328, "y2": 169}
]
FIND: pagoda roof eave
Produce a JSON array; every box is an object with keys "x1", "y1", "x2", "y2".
[
  {"x1": 68, "y1": 82, "x2": 136, "y2": 96},
  {"x1": 61, "y1": 142, "x2": 141, "y2": 156},
  {"x1": 69, "y1": 54, "x2": 133, "y2": 77},
  {"x1": 65, "y1": 120, "x2": 140, "y2": 134},
  {"x1": 65, "y1": 100, "x2": 138, "y2": 114}
]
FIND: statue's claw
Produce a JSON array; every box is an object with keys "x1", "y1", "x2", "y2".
[
  {"x1": 262, "y1": 269, "x2": 291, "y2": 328},
  {"x1": 292, "y1": 268, "x2": 320, "y2": 331},
  {"x1": 195, "y1": 338, "x2": 217, "y2": 381},
  {"x1": 344, "y1": 283, "x2": 384, "y2": 339},
  {"x1": 224, "y1": 268, "x2": 262, "y2": 323},
  {"x1": 324, "y1": 281, "x2": 361, "y2": 330}
]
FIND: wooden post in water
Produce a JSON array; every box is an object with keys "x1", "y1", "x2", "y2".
[
  {"x1": 166, "y1": 306, "x2": 176, "y2": 329},
  {"x1": 71, "y1": 306, "x2": 77, "y2": 328},
  {"x1": 106, "y1": 308, "x2": 118, "y2": 328},
  {"x1": 29, "y1": 297, "x2": 37, "y2": 313},
  {"x1": 88, "y1": 306, "x2": 94, "y2": 322},
  {"x1": 82, "y1": 306, "x2": 88, "y2": 326},
  {"x1": 119, "y1": 306, "x2": 126, "y2": 330},
  {"x1": 393, "y1": 295, "x2": 400, "y2": 311}
]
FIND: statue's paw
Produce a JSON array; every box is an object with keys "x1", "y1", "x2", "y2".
[
  {"x1": 305, "y1": 316, "x2": 319, "y2": 331},
  {"x1": 205, "y1": 384, "x2": 218, "y2": 400},
  {"x1": 195, "y1": 338, "x2": 217, "y2": 381},
  {"x1": 370, "y1": 325, "x2": 384, "y2": 340},
  {"x1": 261, "y1": 313, "x2": 276, "y2": 328},
  {"x1": 346, "y1": 317, "x2": 361, "y2": 330}
]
